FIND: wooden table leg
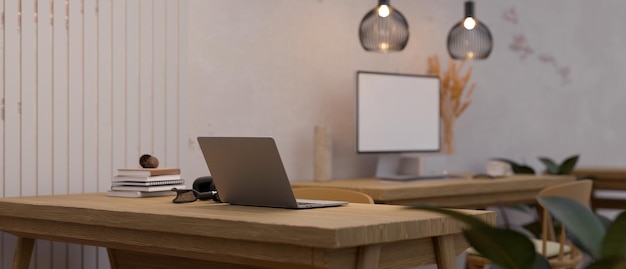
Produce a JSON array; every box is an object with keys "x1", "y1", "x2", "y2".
[
  {"x1": 433, "y1": 235, "x2": 456, "y2": 269},
  {"x1": 356, "y1": 245, "x2": 381, "y2": 269},
  {"x1": 12, "y1": 236, "x2": 35, "y2": 269}
]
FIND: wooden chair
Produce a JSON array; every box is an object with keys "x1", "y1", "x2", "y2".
[
  {"x1": 292, "y1": 187, "x2": 375, "y2": 204},
  {"x1": 465, "y1": 180, "x2": 593, "y2": 269}
]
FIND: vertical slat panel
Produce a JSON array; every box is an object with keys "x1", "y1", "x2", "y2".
[
  {"x1": 2, "y1": 233, "x2": 17, "y2": 269},
  {"x1": 139, "y1": 0, "x2": 152, "y2": 156},
  {"x1": 97, "y1": 0, "x2": 113, "y2": 268},
  {"x1": 151, "y1": 0, "x2": 165, "y2": 160},
  {"x1": 35, "y1": 2, "x2": 55, "y2": 267},
  {"x1": 0, "y1": 0, "x2": 5, "y2": 263},
  {"x1": 3, "y1": 0, "x2": 20, "y2": 265},
  {"x1": 52, "y1": 0, "x2": 68, "y2": 195},
  {"x1": 4, "y1": 0, "x2": 21, "y2": 198},
  {"x1": 97, "y1": 0, "x2": 111, "y2": 193},
  {"x1": 125, "y1": 0, "x2": 139, "y2": 166},
  {"x1": 67, "y1": 0, "x2": 83, "y2": 195},
  {"x1": 112, "y1": 0, "x2": 125, "y2": 175},
  {"x1": 52, "y1": 0, "x2": 69, "y2": 267},
  {"x1": 83, "y1": 0, "x2": 97, "y2": 192},
  {"x1": 21, "y1": 0, "x2": 37, "y2": 198},
  {"x1": 83, "y1": 0, "x2": 98, "y2": 266},
  {"x1": 178, "y1": 0, "x2": 188, "y2": 182},
  {"x1": 36, "y1": 0, "x2": 53, "y2": 201},
  {"x1": 67, "y1": 0, "x2": 84, "y2": 266},
  {"x1": 164, "y1": 0, "x2": 177, "y2": 167},
  {"x1": 111, "y1": 0, "x2": 126, "y2": 174},
  {"x1": 0, "y1": 0, "x2": 187, "y2": 267},
  {"x1": 21, "y1": 0, "x2": 33, "y2": 258}
]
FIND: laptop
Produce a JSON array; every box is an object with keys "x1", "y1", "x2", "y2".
[{"x1": 197, "y1": 137, "x2": 349, "y2": 209}]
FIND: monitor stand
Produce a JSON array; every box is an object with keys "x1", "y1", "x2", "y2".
[
  {"x1": 375, "y1": 154, "x2": 451, "y2": 181},
  {"x1": 375, "y1": 154, "x2": 422, "y2": 180}
]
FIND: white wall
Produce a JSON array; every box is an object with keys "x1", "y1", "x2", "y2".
[{"x1": 186, "y1": 0, "x2": 626, "y2": 181}]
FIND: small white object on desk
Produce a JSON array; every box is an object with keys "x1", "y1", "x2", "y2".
[{"x1": 486, "y1": 161, "x2": 512, "y2": 177}]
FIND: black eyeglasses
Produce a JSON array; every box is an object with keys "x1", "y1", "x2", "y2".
[{"x1": 171, "y1": 188, "x2": 221, "y2": 203}]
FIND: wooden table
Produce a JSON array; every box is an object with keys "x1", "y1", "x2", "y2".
[
  {"x1": 291, "y1": 175, "x2": 576, "y2": 208},
  {"x1": 0, "y1": 193, "x2": 494, "y2": 269},
  {"x1": 572, "y1": 167, "x2": 626, "y2": 211}
]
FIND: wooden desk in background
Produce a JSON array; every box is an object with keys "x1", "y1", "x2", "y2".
[
  {"x1": 0, "y1": 193, "x2": 494, "y2": 269},
  {"x1": 292, "y1": 175, "x2": 576, "y2": 208},
  {"x1": 572, "y1": 167, "x2": 626, "y2": 211}
]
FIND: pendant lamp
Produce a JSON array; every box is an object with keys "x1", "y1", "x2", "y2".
[
  {"x1": 359, "y1": 0, "x2": 409, "y2": 52},
  {"x1": 447, "y1": 1, "x2": 493, "y2": 60}
]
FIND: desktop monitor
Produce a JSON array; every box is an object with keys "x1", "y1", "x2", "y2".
[{"x1": 357, "y1": 71, "x2": 441, "y2": 179}]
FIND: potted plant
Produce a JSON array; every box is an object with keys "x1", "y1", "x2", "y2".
[{"x1": 493, "y1": 154, "x2": 579, "y2": 175}]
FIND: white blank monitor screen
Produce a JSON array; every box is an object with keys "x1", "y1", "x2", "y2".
[{"x1": 357, "y1": 72, "x2": 440, "y2": 153}]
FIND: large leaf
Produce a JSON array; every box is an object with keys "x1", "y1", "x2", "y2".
[
  {"x1": 538, "y1": 157, "x2": 559, "y2": 174},
  {"x1": 566, "y1": 228, "x2": 593, "y2": 259},
  {"x1": 464, "y1": 227, "x2": 537, "y2": 269},
  {"x1": 597, "y1": 213, "x2": 614, "y2": 229},
  {"x1": 585, "y1": 257, "x2": 626, "y2": 269},
  {"x1": 492, "y1": 158, "x2": 536, "y2": 174},
  {"x1": 601, "y1": 210, "x2": 626, "y2": 259},
  {"x1": 537, "y1": 196, "x2": 605, "y2": 259},
  {"x1": 411, "y1": 205, "x2": 490, "y2": 229},
  {"x1": 530, "y1": 254, "x2": 552, "y2": 269},
  {"x1": 557, "y1": 155, "x2": 579, "y2": 174}
]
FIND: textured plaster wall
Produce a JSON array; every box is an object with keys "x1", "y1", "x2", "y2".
[{"x1": 185, "y1": 0, "x2": 626, "y2": 182}]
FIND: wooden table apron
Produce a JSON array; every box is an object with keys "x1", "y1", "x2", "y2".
[
  {"x1": 0, "y1": 193, "x2": 495, "y2": 269},
  {"x1": 572, "y1": 167, "x2": 626, "y2": 211},
  {"x1": 291, "y1": 175, "x2": 576, "y2": 208}
]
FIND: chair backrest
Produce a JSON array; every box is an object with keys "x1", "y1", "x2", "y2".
[
  {"x1": 536, "y1": 179, "x2": 593, "y2": 266},
  {"x1": 292, "y1": 187, "x2": 375, "y2": 204},
  {"x1": 538, "y1": 179, "x2": 593, "y2": 207}
]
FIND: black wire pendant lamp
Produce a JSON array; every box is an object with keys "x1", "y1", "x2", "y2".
[
  {"x1": 359, "y1": 0, "x2": 409, "y2": 52},
  {"x1": 447, "y1": 1, "x2": 493, "y2": 60}
]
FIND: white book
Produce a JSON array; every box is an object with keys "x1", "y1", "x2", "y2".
[
  {"x1": 111, "y1": 179, "x2": 185, "y2": 187},
  {"x1": 112, "y1": 174, "x2": 182, "y2": 182},
  {"x1": 106, "y1": 190, "x2": 176, "y2": 198},
  {"x1": 110, "y1": 184, "x2": 186, "y2": 192}
]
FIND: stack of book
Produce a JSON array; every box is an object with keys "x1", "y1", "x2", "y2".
[{"x1": 107, "y1": 167, "x2": 185, "y2": 198}]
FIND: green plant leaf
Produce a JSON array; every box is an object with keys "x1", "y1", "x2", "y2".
[
  {"x1": 557, "y1": 155, "x2": 579, "y2": 174},
  {"x1": 530, "y1": 254, "x2": 552, "y2": 269},
  {"x1": 411, "y1": 205, "x2": 490, "y2": 229},
  {"x1": 597, "y1": 213, "x2": 614, "y2": 229},
  {"x1": 464, "y1": 227, "x2": 537, "y2": 269},
  {"x1": 515, "y1": 164, "x2": 536, "y2": 174},
  {"x1": 491, "y1": 158, "x2": 536, "y2": 174},
  {"x1": 567, "y1": 228, "x2": 594, "y2": 258},
  {"x1": 601, "y1": 210, "x2": 626, "y2": 259},
  {"x1": 537, "y1": 196, "x2": 605, "y2": 259},
  {"x1": 538, "y1": 157, "x2": 559, "y2": 174},
  {"x1": 584, "y1": 257, "x2": 626, "y2": 269}
]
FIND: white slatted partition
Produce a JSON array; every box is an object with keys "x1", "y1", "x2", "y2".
[{"x1": 0, "y1": 0, "x2": 188, "y2": 268}]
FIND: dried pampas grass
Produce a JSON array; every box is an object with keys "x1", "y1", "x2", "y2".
[{"x1": 427, "y1": 54, "x2": 476, "y2": 154}]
